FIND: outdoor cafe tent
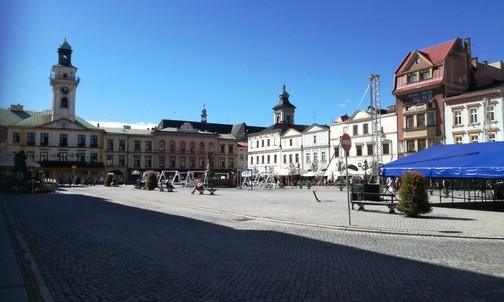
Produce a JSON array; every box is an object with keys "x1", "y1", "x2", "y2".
[{"x1": 381, "y1": 141, "x2": 504, "y2": 179}]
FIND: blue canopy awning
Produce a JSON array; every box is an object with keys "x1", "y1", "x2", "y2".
[{"x1": 381, "y1": 142, "x2": 504, "y2": 179}]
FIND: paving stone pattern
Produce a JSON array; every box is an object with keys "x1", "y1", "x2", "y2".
[{"x1": 3, "y1": 186, "x2": 504, "y2": 301}]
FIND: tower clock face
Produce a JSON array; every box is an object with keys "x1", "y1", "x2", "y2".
[{"x1": 60, "y1": 86, "x2": 70, "y2": 95}]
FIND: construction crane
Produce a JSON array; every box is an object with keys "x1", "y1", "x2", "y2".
[{"x1": 369, "y1": 74, "x2": 383, "y2": 184}]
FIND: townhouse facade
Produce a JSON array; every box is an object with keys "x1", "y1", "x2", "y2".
[
  {"x1": 393, "y1": 37, "x2": 504, "y2": 157},
  {"x1": 328, "y1": 106, "x2": 398, "y2": 175},
  {"x1": 444, "y1": 85, "x2": 504, "y2": 144}
]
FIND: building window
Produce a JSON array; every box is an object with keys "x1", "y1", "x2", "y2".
[
  {"x1": 417, "y1": 114, "x2": 425, "y2": 127},
  {"x1": 41, "y1": 133, "x2": 49, "y2": 145},
  {"x1": 363, "y1": 123, "x2": 368, "y2": 134},
  {"x1": 78, "y1": 135, "x2": 86, "y2": 147},
  {"x1": 406, "y1": 140, "x2": 415, "y2": 153},
  {"x1": 145, "y1": 156, "x2": 152, "y2": 168},
  {"x1": 26, "y1": 152, "x2": 35, "y2": 160},
  {"x1": 145, "y1": 141, "x2": 152, "y2": 152},
  {"x1": 90, "y1": 153, "x2": 98, "y2": 163},
  {"x1": 366, "y1": 144, "x2": 373, "y2": 156},
  {"x1": 487, "y1": 105, "x2": 495, "y2": 121},
  {"x1": 306, "y1": 153, "x2": 310, "y2": 163},
  {"x1": 407, "y1": 93, "x2": 419, "y2": 103},
  {"x1": 405, "y1": 116, "x2": 414, "y2": 129},
  {"x1": 274, "y1": 154, "x2": 278, "y2": 164},
  {"x1": 356, "y1": 145, "x2": 362, "y2": 156},
  {"x1": 267, "y1": 139, "x2": 270, "y2": 147},
  {"x1": 13, "y1": 132, "x2": 20, "y2": 143},
  {"x1": 488, "y1": 132, "x2": 496, "y2": 142},
  {"x1": 313, "y1": 152, "x2": 318, "y2": 163},
  {"x1": 61, "y1": 97, "x2": 68, "y2": 108},
  {"x1": 90, "y1": 135, "x2": 98, "y2": 147},
  {"x1": 421, "y1": 90, "x2": 432, "y2": 101},
  {"x1": 106, "y1": 155, "x2": 113, "y2": 166},
  {"x1": 383, "y1": 143, "x2": 390, "y2": 155},
  {"x1": 107, "y1": 139, "x2": 114, "y2": 151},
  {"x1": 189, "y1": 142, "x2": 195, "y2": 153},
  {"x1": 261, "y1": 155, "x2": 264, "y2": 164},
  {"x1": 220, "y1": 158, "x2": 225, "y2": 168},
  {"x1": 283, "y1": 154, "x2": 287, "y2": 164},
  {"x1": 76, "y1": 153, "x2": 85, "y2": 162},
  {"x1": 40, "y1": 152, "x2": 48, "y2": 161},
  {"x1": 27, "y1": 132, "x2": 35, "y2": 145},
  {"x1": 353, "y1": 125, "x2": 358, "y2": 135},
  {"x1": 158, "y1": 156, "x2": 165, "y2": 168},
  {"x1": 199, "y1": 142, "x2": 205, "y2": 153},
  {"x1": 118, "y1": 155, "x2": 125, "y2": 166},
  {"x1": 170, "y1": 157, "x2": 176, "y2": 168},
  {"x1": 289, "y1": 138, "x2": 293, "y2": 146},
  {"x1": 418, "y1": 139, "x2": 426, "y2": 151},
  {"x1": 455, "y1": 136, "x2": 463, "y2": 144},
  {"x1": 295, "y1": 154, "x2": 299, "y2": 163},
  {"x1": 427, "y1": 112, "x2": 435, "y2": 126},
  {"x1": 180, "y1": 157, "x2": 186, "y2": 168},
  {"x1": 134, "y1": 140, "x2": 141, "y2": 151},
  {"x1": 250, "y1": 157, "x2": 253, "y2": 165},
  {"x1": 220, "y1": 144, "x2": 225, "y2": 154},
  {"x1": 261, "y1": 140, "x2": 264, "y2": 147},
  {"x1": 59, "y1": 134, "x2": 68, "y2": 146},
  {"x1": 313, "y1": 135, "x2": 317, "y2": 144},
  {"x1": 267, "y1": 155, "x2": 271, "y2": 164},
  {"x1": 256, "y1": 141, "x2": 259, "y2": 148},
  {"x1": 334, "y1": 146, "x2": 340, "y2": 158},
  {"x1": 288, "y1": 154, "x2": 292, "y2": 164},
  {"x1": 454, "y1": 110, "x2": 462, "y2": 125},
  {"x1": 133, "y1": 155, "x2": 141, "y2": 167},
  {"x1": 228, "y1": 145, "x2": 233, "y2": 154},
  {"x1": 159, "y1": 140, "x2": 165, "y2": 151},
  {"x1": 469, "y1": 108, "x2": 478, "y2": 124},
  {"x1": 58, "y1": 152, "x2": 67, "y2": 162},
  {"x1": 470, "y1": 133, "x2": 479, "y2": 143},
  {"x1": 420, "y1": 69, "x2": 431, "y2": 80},
  {"x1": 180, "y1": 141, "x2": 186, "y2": 153},
  {"x1": 229, "y1": 159, "x2": 234, "y2": 168},
  {"x1": 408, "y1": 72, "x2": 418, "y2": 83},
  {"x1": 118, "y1": 139, "x2": 125, "y2": 151},
  {"x1": 321, "y1": 151, "x2": 326, "y2": 163}
]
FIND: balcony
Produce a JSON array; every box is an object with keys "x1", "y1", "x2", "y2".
[
  {"x1": 40, "y1": 141, "x2": 49, "y2": 146},
  {"x1": 26, "y1": 142, "x2": 36, "y2": 146},
  {"x1": 78, "y1": 143, "x2": 86, "y2": 147},
  {"x1": 403, "y1": 126, "x2": 437, "y2": 139},
  {"x1": 59, "y1": 142, "x2": 68, "y2": 147}
]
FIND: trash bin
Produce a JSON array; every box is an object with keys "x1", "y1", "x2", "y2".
[{"x1": 363, "y1": 183, "x2": 380, "y2": 201}]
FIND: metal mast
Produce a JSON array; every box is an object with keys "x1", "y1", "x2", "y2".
[
  {"x1": 483, "y1": 97, "x2": 490, "y2": 142},
  {"x1": 370, "y1": 74, "x2": 382, "y2": 184}
]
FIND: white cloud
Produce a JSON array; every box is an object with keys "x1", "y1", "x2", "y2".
[{"x1": 89, "y1": 121, "x2": 157, "y2": 130}]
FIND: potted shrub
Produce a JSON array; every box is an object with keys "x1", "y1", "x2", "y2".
[
  {"x1": 104, "y1": 173, "x2": 114, "y2": 187},
  {"x1": 396, "y1": 171, "x2": 432, "y2": 217},
  {"x1": 145, "y1": 171, "x2": 158, "y2": 190}
]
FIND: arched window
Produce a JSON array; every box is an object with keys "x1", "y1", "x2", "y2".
[
  {"x1": 199, "y1": 142, "x2": 205, "y2": 152},
  {"x1": 180, "y1": 141, "x2": 186, "y2": 153},
  {"x1": 170, "y1": 140, "x2": 176, "y2": 152},
  {"x1": 209, "y1": 142, "x2": 214, "y2": 152},
  {"x1": 61, "y1": 97, "x2": 68, "y2": 108},
  {"x1": 189, "y1": 142, "x2": 195, "y2": 153},
  {"x1": 159, "y1": 140, "x2": 165, "y2": 151}
]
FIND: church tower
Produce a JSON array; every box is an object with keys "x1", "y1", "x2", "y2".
[
  {"x1": 273, "y1": 85, "x2": 296, "y2": 125},
  {"x1": 50, "y1": 38, "x2": 80, "y2": 122},
  {"x1": 201, "y1": 104, "x2": 207, "y2": 124}
]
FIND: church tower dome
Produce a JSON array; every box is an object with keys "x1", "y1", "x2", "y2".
[{"x1": 273, "y1": 85, "x2": 296, "y2": 125}]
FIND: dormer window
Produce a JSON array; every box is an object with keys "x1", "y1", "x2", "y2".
[
  {"x1": 407, "y1": 72, "x2": 418, "y2": 83},
  {"x1": 420, "y1": 69, "x2": 431, "y2": 80}
]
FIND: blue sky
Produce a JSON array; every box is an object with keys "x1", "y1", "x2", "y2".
[{"x1": 1, "y1": 0, "x2": 504, "y2": 128}]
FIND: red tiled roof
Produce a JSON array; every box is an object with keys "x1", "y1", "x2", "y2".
[
  {"x1": 396, "y1": 38, "x2": 459, "y2": 74},
  {"x1": 394, "y1": 66, "x2": 444, "y2": 94}
]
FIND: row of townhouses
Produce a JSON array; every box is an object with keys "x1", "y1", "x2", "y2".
[{"x1": 1, "y1": 38, "x2": 503, "y2": 182}]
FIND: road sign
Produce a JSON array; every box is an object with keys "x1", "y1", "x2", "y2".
[{"x1": 341, "y1": 133, "x2": 352, "y2": 152}]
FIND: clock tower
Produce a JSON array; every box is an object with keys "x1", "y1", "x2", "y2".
[{"x1": 50, "y1": 38, "x2": 80, "y2": 122}]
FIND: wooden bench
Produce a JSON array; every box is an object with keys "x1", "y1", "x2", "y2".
[{"x1": 351, "y1": 191, "x2": 397, "y2": 214}]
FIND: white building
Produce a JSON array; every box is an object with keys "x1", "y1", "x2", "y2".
[
  {"x1": 444, "y1": 85, "x2": 504, "y2": 144},
  {"x1": 327, "y1": 106, "x2": 398, "y2": 178}
]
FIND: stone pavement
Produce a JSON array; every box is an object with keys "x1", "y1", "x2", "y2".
[
  {"x1": 1, "y1": 185, "x2": 503, "y2": 301},
  {"x1": 97, "y1": 185, "x2": 504, "y2": 239}
]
